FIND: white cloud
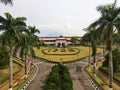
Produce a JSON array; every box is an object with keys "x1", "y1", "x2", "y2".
[{"x1": 0, "y1": 0, "x2": 119, "y2": 36}]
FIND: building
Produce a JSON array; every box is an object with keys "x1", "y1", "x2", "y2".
[{"x1": 39, "y1": 35, "x2": 82, "y2": 47}]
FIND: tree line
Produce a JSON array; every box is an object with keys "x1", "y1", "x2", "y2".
[
  {"x1": 81, "y1": 0, "x2": 120, "y2": 89},
  {"x1": 0, "y1": 12, "x2": 40, "y2": 90}
]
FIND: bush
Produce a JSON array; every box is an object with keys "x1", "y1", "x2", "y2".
[
  {"x1": 62, "y1": 83, "x2": 72, "y2": 90},
  {"x1": 45, "y1": 64, "x2": 73, "y2": 90},
  {"x1": 102, "y1": 48, "x2": 120, "y2": 72},
  {"x1": 45, "y1": 82, "x2": 57, "y2": 90},
  {"x1": 49, "y1": 72, "x2": 59, "y2": 85},
  {"x1": 0, "y1": 45, "x2": 9, "y2": 68}
]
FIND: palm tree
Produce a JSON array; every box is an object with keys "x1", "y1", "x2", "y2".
[
  {"x1": 0, "y1": 0, "x2": 12, "y2": 5},
  {"x1": 83, "y1": 28, "x2": 99, "y2": 76},
  {"x1": 0, "y1": 12, "x2": 26, "y2": 90},
  {"x1": 80, "y1": 32, "x2": 91, "y2": 64},
  {"x1": 27, "y1": 26, "x2": 40, "y2": 65},
  {"x1": 14, "y1": 26, "x2": 40, "y2": 78},
  {"x1": 89, "y1": 28, "x2": 100, "y2": 77},
  {"x1": 88, "y1": 0, "x2": 120, "y2": 89}
]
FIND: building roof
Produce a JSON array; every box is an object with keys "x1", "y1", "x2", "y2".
[{"x1": 39, "y1": 36, "x2": 82, "y2": 38}]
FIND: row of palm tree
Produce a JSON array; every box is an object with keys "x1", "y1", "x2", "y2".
[
  {"x1": 82, "y1": 0, "x2": 120, "y2": 89},
  {"x1": 0, "y1": 12, "x2": 40, "y2": 90}
]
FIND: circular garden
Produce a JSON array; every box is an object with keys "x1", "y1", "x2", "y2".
[{"x1": 34, "y1": 46, "x2": 102, "y2": 63}]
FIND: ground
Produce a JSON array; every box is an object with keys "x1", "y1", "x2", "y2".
[{"x1": 26, "y1": 59, "x2": 94, "y2": 90}]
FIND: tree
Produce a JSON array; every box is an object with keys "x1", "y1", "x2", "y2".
[
  {"x1": 103, "y1": 48, "x2": 120, "y2": 72},
  {"x1": 39, "y1": 39, "x2": 45, "y2": 46},
  {"x1": 14, "y1": 26, "x2": 40, "y2": 78},
  {"x1": 113, "y1": 33, "x2": 120, "y2": 48},
  {"x1": 83, "y1": 28, "x2": 100, "y2": 76},
  {"x1": 27, "y1": 26, "x2": 40, "y2": 65},
  {"x1": 70, "y1": 36, "x2": 79, "y2": 45},
  {"x1": 0, "y1": 0, "x2": 12, "y2": 5},
  {"x1": 80, "y1": 32, "x2": 91, "y2": 64},
  {"x1": 88, "y1": 0, "x2": 120, "y2": 89},
  {"x1": 89, "y1": 28, "x2": 100, "y2": 77},
  {"x1": 0, "y1": 12, "x2": 26, "y2": 90},
  {"x1": 0, "y1": 44, "x2": 9, "y2": 68}
]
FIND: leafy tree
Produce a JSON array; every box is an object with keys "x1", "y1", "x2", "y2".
[
  {"x1": 39, "y1": 39, "x2": 45, "y2": 46},
  {"x1": 103, "y1": 48, "x2": 120, "y2": 72},
  {"x1": 70, "y1": 36, "x2": 79, "y2": 45}
]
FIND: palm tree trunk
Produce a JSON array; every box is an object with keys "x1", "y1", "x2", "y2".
[
  {"x1": 89, "y1": 43, "x2": 91, "y2": 64},
  {"x1": 25, "y1": 51, "x2": 27, "y2": 79},
  {"x1": 32, "y1": 57, "x2": 34, "y2": 66},
  {"x1": 93, "y1": 55, "x2": 97, "y2": 77},
  {"x1": 109, "y1": 42, "x2": 113, "y2": 90},
  {"x1": 9, "y1": 44, "x2": 13, "y2": 90},
  {"x1": 103, "y1": 42, "x2": 105, "y2": 57}
]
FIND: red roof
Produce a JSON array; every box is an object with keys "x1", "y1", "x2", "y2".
[{"x1": 39, "y1": 36, "x2": 82, "y2": 38}]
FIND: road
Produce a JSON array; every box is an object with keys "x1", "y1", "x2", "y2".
[
  {"x1": 67, "y1": 60, "x2": 94, "y2": 90},
  {"x1": 26, "y1": 59, "x2": 94, "y2": 90}
]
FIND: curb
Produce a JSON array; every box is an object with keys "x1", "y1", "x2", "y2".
[
  {"x1": 81, "y1": 65, "x2": 100, "y2": 90},
  {"x1": 20, "y1": 64, "x2": 39, "y2": 90}
]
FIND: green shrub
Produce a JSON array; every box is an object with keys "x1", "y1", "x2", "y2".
[
  {"x1": 0, "y1": 45, "x2": 9, "y2": 68},
  {"x1": 102, "y1": 48, "x2": 120, "y2": 72},
  {"x1": 62, "y1": 82, "x2": 73, "y2": 90},
  {"x1": 45, "y1": 64, "x2": 73, "y2": 90},
  {"x1": 49, "y1": 72, "x2": 59, "y2": 85},
  {"x1": 45, "y1": 82, "x2": 57, "y2": 90}
]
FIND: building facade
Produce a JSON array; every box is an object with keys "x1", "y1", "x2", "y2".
[{"x1": 39, "y1": 35, "x2": 81, "y2": 47}]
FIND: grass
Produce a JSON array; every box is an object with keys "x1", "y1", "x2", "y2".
[
  {"x1": 85, "y1": 60, "x2": 109, "y2": 90},
  {"x1": 0, "y1": 57, "x2": 25, "y2": 90},
  {"x1": 0, "y1": 62, "x2": 22, "y2": 85},
  {"x1": 34, "y1": 46, "x2": 102, "y2": 62},
  {"x1": 85, "y1": 59, "x2": 120, "y2": 90}
]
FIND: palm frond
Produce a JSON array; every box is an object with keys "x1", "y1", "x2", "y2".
[{"x1": 0, "y1": 0, "x2": 12, "y2": 5}]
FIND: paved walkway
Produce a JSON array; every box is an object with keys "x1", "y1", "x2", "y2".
[
  {"x1": 68, "y1": 63, "x2": 93, "y2": 90},
  {"x1": 26, "y1": 62, "x2": 53, "y2": 90},
  {"x1": 26, "y1": 59, "x2": 94, "y2": 90}
]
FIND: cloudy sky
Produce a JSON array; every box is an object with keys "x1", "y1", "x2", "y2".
[{"x1": 0, "y1": 0, "x2": 119, "y2": 36}]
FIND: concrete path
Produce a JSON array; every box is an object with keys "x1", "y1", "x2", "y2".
[
  {"x1": 26, "y1": 61, "x2": 53, "y2": 90},
  {"x1": 26, "y1": 59, "x2": 94, "y2": 90},
  {"x1": 68, "y1": 62, "x2": 94, "y2": 90}
]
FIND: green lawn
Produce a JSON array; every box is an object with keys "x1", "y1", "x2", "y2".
[
  {"x1": 34, "y1": 46, "x2": 102, "y2": 62},
  {"x1": 0, "y1": 57, "x2": 25, "y2": 90},
  {"x1": 85, "y1": 59, "x2": 120, "y2": 90},
  {"x1": 0, "y1": 61, "x2": 22, "y2": 84}
]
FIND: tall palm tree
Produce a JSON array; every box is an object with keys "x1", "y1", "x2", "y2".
[
  {"x1": 89, "y1": 28, "x2": 100, "y2": 77},
  {"x1": 28, "y1": 26, "x2": 40, "y2": 65},
  {"x1": 0, "y1": 0, "x2": 12, "y2": 5},
  {"x1": 0, "y1": 12, "x2": 26, "y2": 90},
  {"x1": 14, "y1": 26, "x2": 40, "y2": 78},
  {"x1": 80, "y1": 32, "x2": 91, "y2": 64},
  {"x1": 88, "y1": 0, "x2": 120, "y2": 89}
]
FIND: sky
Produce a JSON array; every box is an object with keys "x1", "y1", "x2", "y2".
[{"x1": 0, "y1": 0, "x2": 120, "y2": 36}]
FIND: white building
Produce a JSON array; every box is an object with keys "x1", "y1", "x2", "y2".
[{"x1": 39, "y1": 35, "x2": 81, "y2": 47}]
